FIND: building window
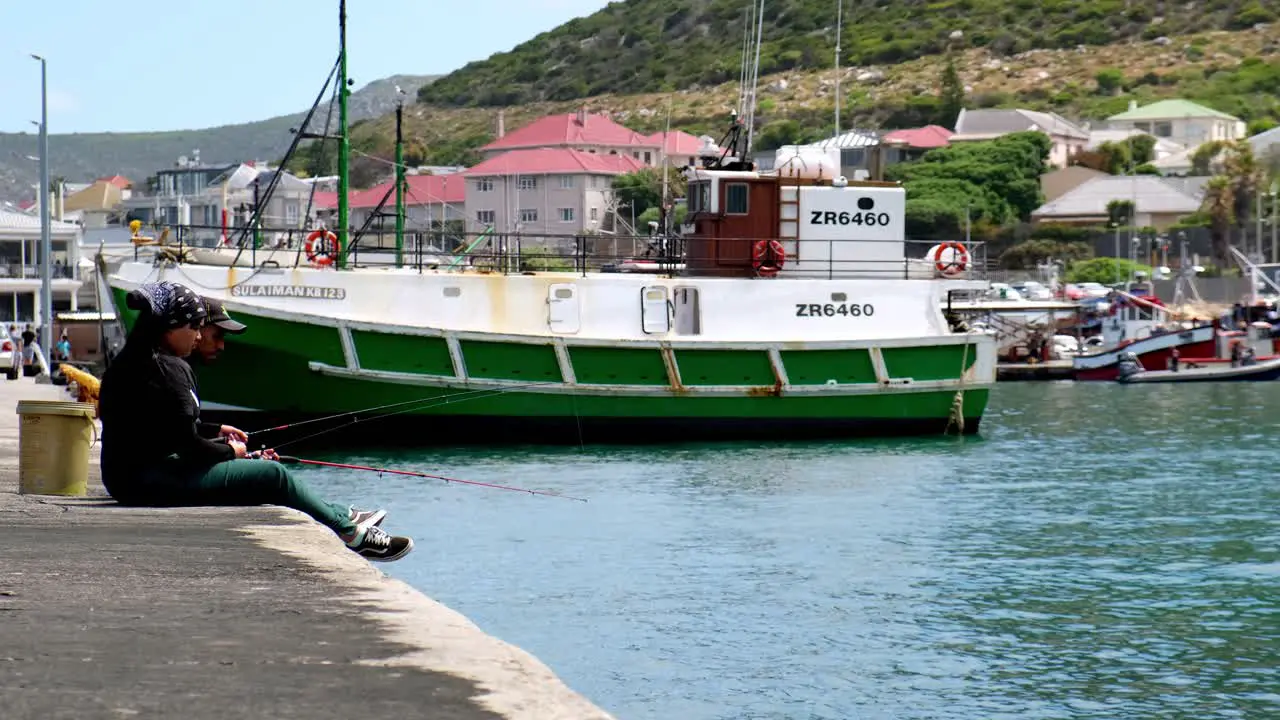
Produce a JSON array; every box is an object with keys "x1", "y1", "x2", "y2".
[
  {"x1": 558, "y1": 176, "x2": 575, "y2": 189},
  {"x1": 476, "y1": 210, "x2": 495, "y2": 225},
  {"x1": 285, "y1": 203, "x2": 299, "y2": 225},
  {"x1": 590, "y1": 207, "x2": 599, "y2": 221},
  {"x1": 725, "y1": 183, "x2": 749, "y2": 214},
  {"x1": 518, "y1": 176, "x2": 537, "y2": 191},
  {"x1": 644, "y1": 152, "x2": 652, "y2": 164},
  {"x1": 519, "y1": 208, "x2": 538, "y2": 223},
  {"x1": 1153, "y1": 121, "x2": 1172, "y2": 138},
  {"x1": 559, "y1": 208, "x2": 575, "y2": 223},
  {"x1": 609, "y1": 150, "x2": 618, "y2": 155},
  {"x1": 1133, "y1": 122, "x2": 1151, "y2": 133},
  {"x1": 475, "y1": 178, "x2": 494, "y2": 192}
]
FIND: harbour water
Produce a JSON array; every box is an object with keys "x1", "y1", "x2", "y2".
[{"x1": 301, "y1": 382, "x2": 1280, "y2": 719}]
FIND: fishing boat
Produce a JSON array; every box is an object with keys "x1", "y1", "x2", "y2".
[
  {"x1": 102, "y1": 1, "x2": 997, "y2": 444},
  {"x1": 1072, "y1": 284, "x2": 1217, "y2": 381},
  {"x1": 1116, "y1": 351, "x2": 1280, "y2": 383}
]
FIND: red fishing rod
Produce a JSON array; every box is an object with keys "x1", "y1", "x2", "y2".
[{"x1": 274, "y1": 455, "x2": 587, "y2": 502}]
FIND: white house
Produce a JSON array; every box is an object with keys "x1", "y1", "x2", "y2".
[
  {"x1": 1107, "y1": 99, "x2": 1246, "y2": 150},
  {"x1": 0, "y1": 208, "x2": 85, "y2": 326}
]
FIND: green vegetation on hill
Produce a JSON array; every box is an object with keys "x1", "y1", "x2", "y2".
[{"x1": 420, "y1": 0, "x2": 1272, "y2": 107}]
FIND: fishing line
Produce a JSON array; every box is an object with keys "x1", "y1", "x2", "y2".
[
  {"x1": 276, "y1": 456, "x2": 587, "y2": 502},
  {"x1": 245, "y1": 381, "x2": 558, "y2": 437},
  {"x1": 264, "y1": 384, "x2": 553, "y2": 452}
]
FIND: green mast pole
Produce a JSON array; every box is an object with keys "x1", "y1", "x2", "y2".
[
  {"x1": 394, "y1": 101, "x2": 405, "y2": 268},
  {"x1": 337, "y1": 0, "x2": 350, "y2": 270}
]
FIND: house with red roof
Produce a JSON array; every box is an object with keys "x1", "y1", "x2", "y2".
[
  {"x1": 346, "y1": 173, "x2": 466, "y2": 232},
  {"x1": 880, "y1": 125, "x2": 954, "y2": 163},
  {"x1": 463, "y1": 148, "x2": 646, "y2": 236},
  {"x1": 95, "y1": 175, "x2": 134, "y2": 199},
  {"x1": 642, "y1": 130, "x2": 706, "y2": 168},
  {"x1": 482, "y1": 109, "x2": 661, "y2": 164}
]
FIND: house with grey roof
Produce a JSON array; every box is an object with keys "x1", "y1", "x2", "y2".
[
  {"x1": 1030, "y1": 175, "x2": 1206, "y2": 230},
  {"x1": 1107, "y1": 99, "x2": 1246, "y2": 151},
  {"x1": 952, "y1": 108, "x2": 1089, "y2": 168},
  {"x1": 1248, "y1": 125, "x2": 1280, "y2": 171}
]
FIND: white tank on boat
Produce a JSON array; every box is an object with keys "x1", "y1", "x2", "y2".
[{"x1": 773, "y1": 145, "x2": 839, "y2": 180}]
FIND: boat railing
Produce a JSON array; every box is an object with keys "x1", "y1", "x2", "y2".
[{"x1": 132, "y1": 222, "x2": 989, "y2": 280}]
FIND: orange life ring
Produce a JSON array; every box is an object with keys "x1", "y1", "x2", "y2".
[
  {"x1": 305, "y1": 229, "x2": 339, "y2": 267},
  {"x1": 751, "y1": 239, "x2": 786, "y2": 278},
  {"x1": 933, "y1": 242, "x2": 969, "y2": 277}
]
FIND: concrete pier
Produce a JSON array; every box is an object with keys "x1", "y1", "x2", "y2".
[{"x1": 0, "y1": 377, "x2": 614, "y2": 720}]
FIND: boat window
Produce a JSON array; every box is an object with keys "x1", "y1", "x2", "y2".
[
  {"x1": 699, "y1": 182, "x2": 712, "y2": 213},
  {"x1": 641, "y1": 286, "x2": 670, "y2": 334},
  {"x1": 673, "y1": 286, "x2": 701, "y2": 335},
  {"x1": 725, "y1": 183, "x2": 749, "y2": 214},
  {"x1": 548, "y1": 283, "x2": 580, "y2": 334},
  {"x1": 831, "y1": 292, "x2": 847, "y2": 302},
  {"x1": 688, "y1": 182, "x2": 704, "y2": 213},
  {"x1": 443, "y1": 287, "x2": 461, "y2": 298}
]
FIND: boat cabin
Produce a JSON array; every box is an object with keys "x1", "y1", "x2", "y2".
[{"x1": 681, "y1": 154, "x2": 908, "y2": 280}]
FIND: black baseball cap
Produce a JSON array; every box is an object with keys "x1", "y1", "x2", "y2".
[{"x1": 203, "y1": 298, "x2": 247, "y2": 334}]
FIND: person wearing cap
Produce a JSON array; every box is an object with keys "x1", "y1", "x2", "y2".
[
  {"x1": 192, "y1": 297, "x2": 246, "y2": 364},
  {"x1": 97, "y1": 281, "x2": 413, "y2": 562}
]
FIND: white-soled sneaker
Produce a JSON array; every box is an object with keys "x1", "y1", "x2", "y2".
[
  {"x1": 346, "y1": 525, "x2": 414, "y2": 562},
  {"x1": 348, "y1": 507, "x2": 387, "y2": 529}
]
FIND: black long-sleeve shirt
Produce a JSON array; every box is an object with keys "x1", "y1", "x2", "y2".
[{"x1": 98, "y1": 347, "x2": 234, "y2": 496}]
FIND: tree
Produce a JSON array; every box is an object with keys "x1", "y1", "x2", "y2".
[
  {"x1": 1107, "y1": 199, "x2": 1134, "y2": 226},
  {"x1": 1130, "y1": 135, "x2": 1157, "y2": 165},
  {"x1": 939, "y1": 58, "x2": 965, "y2": 129},
  {"x1": 1221, "y1": 140, "x2": 1266, "y2": 241},
  {"x1": 887, "y1": 131, "x2": 1050, "y2": 229},
  {"x1": 1191, "y1": 140, "x2": 1230, "y2": 175},
  {"x1": 1094, "y1": 68, "x2": 1124, "y2": 95},
  {"x1": 612, "y1": 167, "x2": 687, "y2": 223},
  {"x1": 999, "y1": 239, "x2": 1093, "y2": 269},
  {"x1": 1202, "y1": 175, "x2": 1235, "y2": 265},
  {"x1": 1065, "y1": 257, "x2": 1152, "y2": 283}
]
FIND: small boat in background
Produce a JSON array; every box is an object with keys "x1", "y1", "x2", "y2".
[{"x1": 1116, "y1": 350, "x2": 1280, "y2": 383}]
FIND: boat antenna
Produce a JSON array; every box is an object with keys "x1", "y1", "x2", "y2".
[
  {"x1": 743, "y1": 0, "x2": 766, "y2": 158},
  {"x1": 834, "y1": 0, "x2": 843, "y2": 136}
]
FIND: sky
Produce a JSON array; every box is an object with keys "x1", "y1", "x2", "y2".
[{"x1": 0, "y1": 0, "x2": 612, "y2": 135}]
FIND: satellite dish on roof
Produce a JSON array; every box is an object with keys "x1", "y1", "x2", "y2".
[{"x1": 177, "y1": 155, "x2": 189, "y2": 168}]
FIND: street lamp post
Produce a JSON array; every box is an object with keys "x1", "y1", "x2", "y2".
[{"x1": 31, "y1": 54, "x2": 52, "y2": 373}]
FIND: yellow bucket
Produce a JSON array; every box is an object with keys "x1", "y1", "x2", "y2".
[{"x1": 16, "y1": 399, "x2": 97, "y2": 496}]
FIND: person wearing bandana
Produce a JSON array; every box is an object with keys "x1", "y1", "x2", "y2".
[{"x1": 98, "y1": 281, "x2": 413, "y2": 562}]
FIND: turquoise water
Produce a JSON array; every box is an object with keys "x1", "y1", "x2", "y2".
[{"x1": 301, "y1": 383, "x2": 1280, "y2": 719}]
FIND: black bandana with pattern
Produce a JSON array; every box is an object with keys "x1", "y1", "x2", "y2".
[{"x1": 126, "y1": 281, "x2": 207, "y2": 329}]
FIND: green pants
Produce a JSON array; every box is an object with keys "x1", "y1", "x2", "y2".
[{"x1": 120, "y1": 459, "x2": 356, "y2": 536}]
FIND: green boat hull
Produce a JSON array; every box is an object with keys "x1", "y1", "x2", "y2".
[{"x1": 109, "y1": 287, "x2": 991, "y2": 445}]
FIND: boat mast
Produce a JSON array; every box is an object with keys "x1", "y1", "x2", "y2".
[
  {"x1": 337, "y1": 0, "x2": 350, "y2": 270},
  {"x1": 395, "y1": 99, "x2": 405, "y2": 267}
]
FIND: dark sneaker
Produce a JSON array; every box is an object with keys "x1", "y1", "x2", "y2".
[
  {"x1": 347, "y1": 525, "x2": 413, "y2": 562},
  {"x1": 348, "y1": 507, "x2": 387, "y2": 529}
]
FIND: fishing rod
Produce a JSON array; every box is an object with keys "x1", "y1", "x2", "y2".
[
  {"x1": 275, "y1": 456, "x2": 587, "y2": 502},
  {"x1": 262, "y1": 383, "x2": 553, "y2": 452},
  {"x1": 246, "y1": 381, "x2": 558, "y2": 437}
]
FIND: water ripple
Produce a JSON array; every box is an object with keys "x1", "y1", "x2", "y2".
[{"x1": 301, "y1": 382, "x2": 1280, "y2": 719}]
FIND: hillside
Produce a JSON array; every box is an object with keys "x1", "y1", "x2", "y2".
[
  {"x1": 0, "y1": 74, "x2": 438, "y2": 203},
  {"x1": 332, "y1": 27, "x2": 1280, "y2": 180},
  {"x1": 419, "y1": 0, "x2": 1276, "y2": 107}
]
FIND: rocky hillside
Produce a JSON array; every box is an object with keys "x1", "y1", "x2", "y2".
[
  {"x1": 0, "y1": 74, "x2": 438, "y2": 203},
  {"x1": 420, "y1": 0, "x2": 1276, "y2": 107},
  {"x1": 326, "y1": 26, "x2": 1280, "y2": 184}
]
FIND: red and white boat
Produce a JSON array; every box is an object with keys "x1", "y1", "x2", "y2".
[{"x1": 1073, "y1": 287, "x2": 1217, "y2": 381}]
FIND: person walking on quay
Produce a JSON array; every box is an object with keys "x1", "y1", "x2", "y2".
[{"x1": 97, "y1": 281, "x2": 412, "y2": 561}]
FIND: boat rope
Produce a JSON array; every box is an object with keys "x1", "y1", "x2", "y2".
[{"x1": 945, "y1": 338, "x2": 972, "y2": 436}]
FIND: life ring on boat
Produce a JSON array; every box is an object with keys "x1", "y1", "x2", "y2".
[
  {"x1": 933, "y1": 242, "x2": 968, "y2": 277},
  {"x1": 305, "y1": 229, "x2": 339, "y2": 267},
  {"x1": 751, "y1": 239, "x2": 786, "y2": 278}
]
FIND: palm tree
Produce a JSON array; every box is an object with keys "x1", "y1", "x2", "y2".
[{"x1": 1202, "y1": 176, "x2": 1234, "y2": 266}]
